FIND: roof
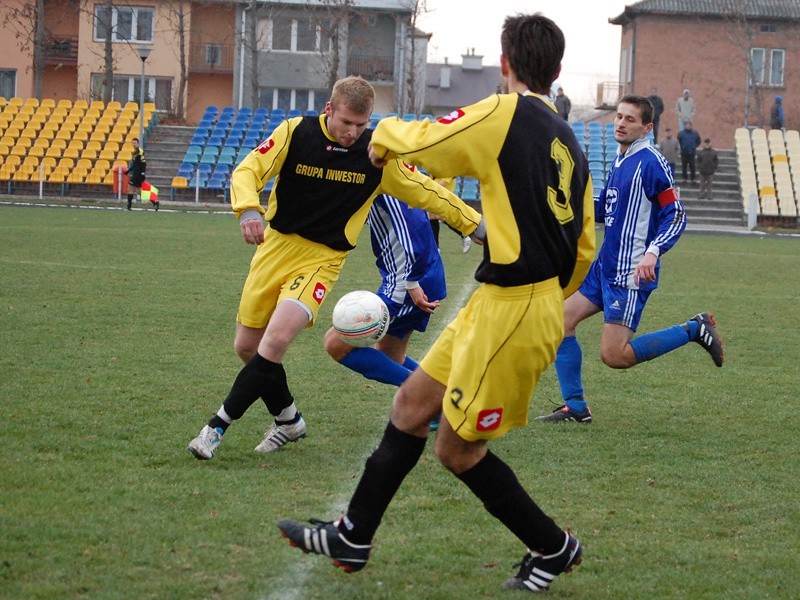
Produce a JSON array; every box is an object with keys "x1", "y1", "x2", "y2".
[
  {"x1": 240, "y1": 0, "x2": 416, "y2": 11},
  {"x1": 610, "y1": 0, "x2": 800, "y2": 24}
]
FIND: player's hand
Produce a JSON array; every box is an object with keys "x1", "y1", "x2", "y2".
[
  {"x1": 470, "y1": 218, "x2": 486, "y2": 246},
  {"x1": 408, "y1": 286, "x2": 440, "y2": 314},
  {"x1": 240, "y1": 217, "x2": 265, "y2": 245},
  {"x1": 634, "y1": 252, "x2": 658, "y2": 285},
  {"x1": 368, "y1": 143, "x2": 389, "y2": 168}
]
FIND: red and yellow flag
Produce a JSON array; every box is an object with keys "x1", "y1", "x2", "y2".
[{"x1": 140, "y1": 181, "x2": 159, "y2": 203}]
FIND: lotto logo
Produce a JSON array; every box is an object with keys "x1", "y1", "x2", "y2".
[
  {"x1": 402, "y1": 161, "x2": 416, "y2": 172},
  {"x1": 313, "y1": 282, "x2": 327, "y2": 304},
  {"x1": 256, "y1": 139, "x2": 275, "y2": 154},
  {"x1": 476, "y1": 408, "x2": 503, "y2": 432},
  {"x1": 438, "y1": 109, "x2": 465, "y2": 124}
]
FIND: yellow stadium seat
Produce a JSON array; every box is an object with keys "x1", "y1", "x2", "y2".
[
  {"x1": 5, "y1": 127, "x2": 20, "y2": 138},
  {"x1": 106, "y1": 101, "x2": 122, "y2": 111},
  {"x1": 13, "y1": 170, "x2": 30, "y2": 182},
  {"x1": 23, "y1": 155, "x2": 40, "y2": 167},
  {"x1": 67, "y1": 139, "x2": 84, "y2": 150},
  {"x1": 85, "y1": 172, "x2": 104, "y2": 185},
  {"x1": 4, "y1": 154, "x2": 20, "y2": 167},
  {"x1": 112, "y1": 159, "x2": 127, "y2": 170},
  {"x1": 86, "y1": 140, "x2": 102, "y2": 152},
  {"x1": 40, "y1": 99, "x2": 55, "y2": 109},
  {"x1": 63, "y1": 147, "x2": 80, "y2": 159},
  {"x1": 98, "y1": 148, "x2": 116, "y2": 161},
  {"x1": 73, "y1": 99, "x2": 88, "y2": 110},
  {"x1": 89, "y1": 100, "x2": 104, "y2": 111},
  {"x1": 123, "y1": 101, "x2": 138, "y2": 111},
  {"x1": 56, "y1": 99, "x2": 71, "y2": 109},
  {"x1": 104, "y1": 141, "x2": 119, "y2": 153},
  {"x1": 103, "y1": 171, "x2": 115, "y2": 185},
  {"x1": 45, "y1": 147, "x2": 62, "y2": 158},
  {"x1": 1, "y1": 135, "x2": 15, "y2": 146},
  {"x1": 41, "y1": 156, "x2": 57, "y2": 170},
  {"x1": 172, "y1": 176, "x2": 189, "y2": 189},
  {"x1": 51, "y1": 138, "x2": 67, "y2": 150},
  {"x1": 51, "y1": 107, "x2": 67, "y2": 119},
  {"x1": 85, "y1": 107, "x2": 101, "y2": 119},
  {"x1": 117, "y1": 149, "x2": 132, "y2": 162},
  {"x1": 8, "y1": 97, "x2": 23, "y2": 107},
  {"x1": 76, "y1": 158, "x2": 92, "y2": 170},
  {"x1": 72, "y1": 130, "x2": 89, "y2": 143},
  {"x1": 80, "y1": 148, "x2": 97, "y2": 160},
  {"x1": 28, "y1": 146, "x2": 45, "y2": 158},
  {"x1": 107, "y1": 132, "x2": 124, "y2": 144},
  {"x1": 57, "y1": 157, "x2": 74, "y2": 170},
  {"x1": 0, "y1": 143, "x2": 9, "y2": 156},
  {"x1": 48, "y1": 171, "x2": 66, "y2": 183},
  {"x1": 89, "y1": 131, "x2": 106, "y2": 142},
  {"x1": 33, "y1": 138, "x2": 49, "y2": 149},
  {"x1": 77, "y1": 122, "x2": 94, "y2": 133},
  {"x1": 55, "y1": 130, "x2": 72, "y2": 141},
  {"x1": 15, "y1": 137, "x2": 31, "y2": 148},
  {"x1": 94, "y1": 123, "x2": 111, "y2": 135}
]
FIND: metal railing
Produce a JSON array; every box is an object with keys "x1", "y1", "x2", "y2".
[{"x1": 346, "y1": 55, "x2": 394, "y2": 81}]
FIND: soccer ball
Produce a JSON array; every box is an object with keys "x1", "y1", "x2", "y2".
[{"x1": 332, "y1": 290, "x2": 390, "y2": 347}]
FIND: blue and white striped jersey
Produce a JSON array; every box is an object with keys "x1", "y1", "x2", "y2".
[
  {"x1": 597, "y1": 138, "x2": 687, "y2": 290},
  {"x1": 368, "y1": 194, "x2": 445, "y2": 314}
]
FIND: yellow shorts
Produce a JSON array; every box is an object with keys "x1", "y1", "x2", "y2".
[
  {"x1": 237, "y1": 228, "x2": 348, "y2": 329},
  {"x1": 421, "y1": 278, "x2": 564, "y2": 441}
]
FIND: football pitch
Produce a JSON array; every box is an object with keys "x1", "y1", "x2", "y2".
[{"x1": 1, "y1": 204, "x2": 798, "y2": 599}]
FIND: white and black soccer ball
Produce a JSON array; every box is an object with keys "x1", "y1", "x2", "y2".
[{"x1": 332, "y1": 290, "x2": 390, "y2": 347}]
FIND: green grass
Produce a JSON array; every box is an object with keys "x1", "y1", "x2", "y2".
[{"x1": 1, "y1": 205, "x2": 798, "y2": 599}]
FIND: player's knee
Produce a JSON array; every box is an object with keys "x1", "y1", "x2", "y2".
[
  {"x1": 234, "y1": 338, "x2": 257, "y2": 363},
  {"x1": 600, "y1": 346, "x2": 635, "y2": 369},
  {"x1": 323, "y1": 327, "x2": 349, "y2": 362}
]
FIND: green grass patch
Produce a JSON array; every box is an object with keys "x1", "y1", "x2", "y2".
[{"x1": 1, "y1": 206, "x2": 798, "y2": 599}]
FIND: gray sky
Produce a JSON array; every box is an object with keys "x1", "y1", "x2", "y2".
[{"x1": 417, "y1": 0, "x2": 629, "y2": 105}]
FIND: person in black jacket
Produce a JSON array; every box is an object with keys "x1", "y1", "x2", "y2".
[{"x1": 126, "y1": 138, "x2": 146, "y2": 210}]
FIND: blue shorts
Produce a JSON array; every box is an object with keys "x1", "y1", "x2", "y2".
[
  {"x1": 578, "y1": 260, "x2": 652, "y2": 332},
  {"x1": 377, "y1": 259, "x2": 446, "y2": 339}
]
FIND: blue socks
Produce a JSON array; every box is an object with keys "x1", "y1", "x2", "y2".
[
  {"x1": 340, "y1": 347, "x2": 412, "y2": 386},
  {"x1": 554, "y1": 336, "x2": 587, "y2": 412},
  {"x1": 630, "y1": 319, "x2": 698, "y2": 363}
]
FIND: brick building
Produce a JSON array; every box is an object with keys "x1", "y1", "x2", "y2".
[{"x1": 607, "y1": 0, "x2": 800, "y2": 148}]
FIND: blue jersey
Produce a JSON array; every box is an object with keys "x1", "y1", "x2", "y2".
[
  {"x1": 368, "y1": 194, "x2": 446, "y2": 321},
  {"x1": 597, "y1": 138, "x2": 686, "y2": 291}
]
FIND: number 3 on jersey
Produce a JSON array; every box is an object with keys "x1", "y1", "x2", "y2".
[{"x1": 547, "y1": 139, "x2": 576, "y2": 225}]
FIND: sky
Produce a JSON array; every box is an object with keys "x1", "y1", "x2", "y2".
[{"x1": 417, "y1": 0, "x2": 630, "y2": 106}]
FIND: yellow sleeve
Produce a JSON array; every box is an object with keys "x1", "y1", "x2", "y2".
[
  {"x1": 371, "y1": 95, "x2": 510, "y2": 180},
  {"x1": 562, "y1": 181, "x2": 597, "y2": 298},
  {"x1": 229, "y1": 118, "x2": 298, "y2": 219},
  {"x1": 379, "y1": 160, "x2": 481, "y2": 236}
]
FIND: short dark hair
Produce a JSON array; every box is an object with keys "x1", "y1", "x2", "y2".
[
  {"x1": 501, "y1": 13, "x2": 564, "y2": 94},
  {"x1": 618, "y1": 95, "x2": 654, "y2": 125}
]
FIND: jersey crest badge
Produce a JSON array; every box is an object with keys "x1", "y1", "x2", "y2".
[
  {"x1": 256, "y1": 139, "x2": 275, "y2": 154},
  {"x1": 313, "y1": 282, "x2": 327, "y2": 304},
  {"x1": 438, "y1": 109, "x2": 465, "y2": 124},
  {"x1": 476, "y1": 408, "x2": 503, "y2": 432}
]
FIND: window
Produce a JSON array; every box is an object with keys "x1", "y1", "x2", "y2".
[
  {"x1": 261, "y1": 16, "x2": 330, "y2": 52},
  {"x1": 750, "y1": 48, "x2": 765, "y2": 85},
  {"x1": 205, "y1": 44, "x2": 221, "y2": 67},
  {"x1": 91, "y1": 74, "x2": 173, "y2": 112},
  {"x1": 770, "y1": 49, "x2": 785, "y2": 86},
  {"x1": 750, "y1": 47, "x2": 785, "y2": 87},
  {"x1": 0, "y1": 70, "x2": 16, "y2": 98},
  {"x1": 259, "y1": 87, "x2": 327, "y2": 112},
  {"x1": 94, "y1": 5, "x2": 154, "y2": 42}
]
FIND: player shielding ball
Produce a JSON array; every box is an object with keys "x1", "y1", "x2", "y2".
[{"x1": 324, "y1": 193, "x2": 446, "y2": 390}]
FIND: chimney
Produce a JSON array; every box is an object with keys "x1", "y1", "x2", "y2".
[
  {"x1": 462, "y1": 50, "x2": 483, "y2": 71},
  {"x1": 440, "y1": 58, "x2": 451, "y2": 89}
]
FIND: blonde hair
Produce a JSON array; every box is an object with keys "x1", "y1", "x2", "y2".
[{"x1": 330, "y1": 76, "x2": 375, "y2": 115}]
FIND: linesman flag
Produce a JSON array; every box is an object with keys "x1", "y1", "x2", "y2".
[{"x1": 140, "y1": 181, "x2": 159, "y2": 204}]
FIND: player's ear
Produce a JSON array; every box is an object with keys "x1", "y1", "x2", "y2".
[{"x1": 500, "y1": 55, "x2": 509, "y2": 77}]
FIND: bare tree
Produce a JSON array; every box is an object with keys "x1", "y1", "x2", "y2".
[
  {"x1": 403, "y1": 0, "x2": 427, "y2": 115},
  {"x1": 0, "y1": 0, "x2": 46, "y2": 98},
  {"x1": 162, "y1": 0, "x2": 189, "y2": 120},
  {"x1": 311, "y1": 0, "x2": 354, "y2": 95},
  {"x1": 100, "y1": 0, "x2": 114, "y2": 103}
]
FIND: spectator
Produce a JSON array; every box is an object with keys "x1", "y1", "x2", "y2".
[
  {"x1": 675, "y1": 89, "x2": 696, "y2": 131},
  {"x1": 677, "y1": 121, "x2": 701, "y2": 184},
  {"x1": 647, "y1": 87, "x2": 665, "y2": 141},
  {"x1": 696, "y1": 138, "x2": 719, "y2": 199},
  {"x1": 770, "y1": 96, "x2": 784, "y2": 130},
  {"x1": 554, "y1": 86, "x2": 571, "y2": 121},
  {"x1": 658, "y1": 127, "x2": 680, "y2": 175}
]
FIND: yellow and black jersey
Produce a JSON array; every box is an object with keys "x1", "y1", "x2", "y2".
[
  {"x1": 230, "y1": 115, "x2": 481, "y2": 251},
  {"x1": 371, "y1": 93, "x2": 595, "y2": 295}
]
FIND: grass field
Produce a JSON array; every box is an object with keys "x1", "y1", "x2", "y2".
[{"x1": 1, "y1": 204, "x2": 799, "y2": 600}]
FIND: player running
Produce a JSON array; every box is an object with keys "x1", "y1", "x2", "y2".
[{"x1": 537, "y1": 95, "x2": 723, "y2": 425}]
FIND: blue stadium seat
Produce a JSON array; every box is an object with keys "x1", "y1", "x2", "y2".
[
  {"x1": 177, "y1": 163, "x2": 195, "y2": 178},
  {"x1": 183, "y1": 152, "x2": 200, "y2": 165},
  {"x1": 254, "y1": 107, "x2": 269, "y2": 118},
  {"x1": 288, "y1": 109, "x2": 302, "y2": 118},
  {"x1": 217, "y1": 154, "x2": 234, "y2": 167},
  {"x1": 305, "y1": 109, "x2": 319, "y2": 117},
  {"x1": 271, "y1": 108, "x2": 286, "y2": 119},
  {"x1": 459, "y1": 177, "x2": 480, "y2": 201},
  {"x1": 202, "y1": 106, "x2": 219, "y2": 117},
  {"x1": 385, "y1": 112, "x2": 399, "y2": 119},
  {"x1": 587, "y1": 151, "x2": 604, "y2": 162},
  {"x1": 402, "y1": 113, "x2": 417, "y2": 122},
  {"x1": 206, "y1": 136, "x2": 224, "y2": 148},
  {"x1": 418, "y1": 113, "x2": 434, "y2": 122},
  {"x1": 219, "y1": 146, "x2": 237, "y2": 158}
]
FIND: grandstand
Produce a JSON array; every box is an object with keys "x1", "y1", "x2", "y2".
[
  {"x1": 0, "y1": 96, "x2": 156, "y2": 195},
  {"x1": 735, "y1": 127, "x2": 799, "y2": 224}
]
